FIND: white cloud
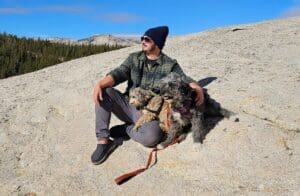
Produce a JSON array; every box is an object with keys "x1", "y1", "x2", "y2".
[
  {"x1": 0, "y1": 6, "x2": 91, "y2": 14},
  {"x1": 0, "y1": 7, "x2": 29, "y2": 14},
  {"x1": 280, "y1": 6, "x2": 300, "y2": 17},
  {"x1": 36, "y1": 6, "x2": 91, "y2": 13},
  {"x1": 100, "y1": 13, "x2": 143, "y2": 23},
  {"x1": 0, "y1": 5, "x2": 146, "y2": 24}
]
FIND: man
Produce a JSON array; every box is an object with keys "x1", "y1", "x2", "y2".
[{"x1": 91, "y1": 26, "x2": 204, "y2": 165}]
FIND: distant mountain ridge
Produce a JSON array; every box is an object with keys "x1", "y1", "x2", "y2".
[{"x1": 48, "y1": 34, "x2": 140, "y2": 46}]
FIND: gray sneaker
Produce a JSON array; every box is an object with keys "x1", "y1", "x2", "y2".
[{"x1": 91, "y1": 140, "x2": 118, "y2": 165}]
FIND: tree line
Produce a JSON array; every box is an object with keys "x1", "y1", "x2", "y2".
[{"x1": 0, "y1": 33, "x2": 125, "y2": 79}]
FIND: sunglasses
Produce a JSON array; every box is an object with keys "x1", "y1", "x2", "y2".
[{"x1": 141, "y1": 36, "x2": 152, "y2": 42}]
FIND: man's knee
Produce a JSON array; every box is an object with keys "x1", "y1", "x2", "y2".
[
  {"x1": 103, "y1": 87, "x2": 116, "y2": 97},
  {"x1": 143, "y1": 132, "x2": 163, "y2": 147},
  {"x1": 138, "y1": 122, "x2": 164, "y2": 147}
]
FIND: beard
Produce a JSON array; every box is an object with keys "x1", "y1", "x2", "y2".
[{"x1": 142, "y1": 43, "x2": 156, "y2": 53}]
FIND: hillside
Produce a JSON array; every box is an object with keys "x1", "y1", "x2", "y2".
[
  {"x1": 48, "y1": 34, "x2": 139, "y2": 46},
  {"x1": 0, "y1": 17, "x2": 299, "y2": 195},
  {"x1": 0, "y1": 33, "x2": 124, "y2": 79}
]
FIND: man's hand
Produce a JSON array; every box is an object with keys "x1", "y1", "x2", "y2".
[
  {"x1": 189, "y1": 82, "x2": 204, "y2": 106},
  {"x1": 93, "y1": 84, "x2": 103, "y2": 105},
  {"x1": 194, "y1": 88, "x2": 204, "y2": 106},
  {"x1": 93, "y1": 75, "x2": 115, "y2": 105}
]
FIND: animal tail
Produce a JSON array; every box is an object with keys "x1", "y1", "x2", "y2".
[
  {"x1": 220, "y1": 108, "x2": 235, "y2": 118},
  {"x1": 197, "y1": 77, "x2": 217, "y2": 87}
]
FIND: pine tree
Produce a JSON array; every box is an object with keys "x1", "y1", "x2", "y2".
[{"x1": 0, "y1": 33, "x2": 125, "y2": 79}]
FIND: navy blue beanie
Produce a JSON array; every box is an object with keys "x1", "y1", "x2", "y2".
[{"x1": 143, "y1": 26, "x2": 169, "y2": 49}]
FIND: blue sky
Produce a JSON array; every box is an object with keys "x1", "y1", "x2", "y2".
[{"x1": 0, "y1": 0, "x2": 299, "y2": 39}]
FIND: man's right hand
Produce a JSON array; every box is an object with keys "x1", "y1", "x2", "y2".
[
  {"x1": 93, "y1": 75, "x2": 115, "y2": 105},
  {"x1": 93, "y1": 84, "x2": 103, "y2": 105}
]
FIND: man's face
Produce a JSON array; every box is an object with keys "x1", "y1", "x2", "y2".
[{"x1": 141, "y1": 36, "x2": 156, "y2": 52}]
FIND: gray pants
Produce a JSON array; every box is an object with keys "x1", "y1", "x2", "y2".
[{"x1": 95, "y1": 87, "x2": 164, "y2": 147}]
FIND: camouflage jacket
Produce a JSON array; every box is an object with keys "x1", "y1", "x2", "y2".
[{"x1": 108, "y1": 51, "x2": 196, "y2": 94}]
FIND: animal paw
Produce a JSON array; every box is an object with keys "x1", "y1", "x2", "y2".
[
  {"x1": 133, "y1": 124, "x2": 140, "y2": 131},
  {"x1": 177, "y1": 133, "x2": 187, "y2": 143}
]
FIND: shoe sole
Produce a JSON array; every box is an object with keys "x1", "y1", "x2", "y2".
[{"x1": 92, "y1": 143, "x2": 118, "y2": 165}]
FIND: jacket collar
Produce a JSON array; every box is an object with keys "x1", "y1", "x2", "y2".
[{"x1": 138, "y1": 51, "x2": 164, "y2": 66}]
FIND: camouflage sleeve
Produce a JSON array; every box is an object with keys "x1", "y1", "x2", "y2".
[
  {"x1": 171, "y1": 62, "x2": 197, "y2": 84},
  {"x1": 107, "y1": 55, "x2": 132, "y2": 86}
]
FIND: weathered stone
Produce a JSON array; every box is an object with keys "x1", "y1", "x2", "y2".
[{"x1": 0, "y1": 17, "x2": 299, "y2": 195}]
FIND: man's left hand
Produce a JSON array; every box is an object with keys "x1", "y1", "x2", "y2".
[{"x1": 189, "y1": 82, "x2": 204, "y2": 106}]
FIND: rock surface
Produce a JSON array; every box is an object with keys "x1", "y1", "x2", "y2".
[{"x1": 0, "y1": 17, "x2": 299, "y2": 195}]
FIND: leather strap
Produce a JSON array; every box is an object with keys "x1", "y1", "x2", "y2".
[
  {"x1": 114, "y1": 138, "x2": 179, "y2": 185},
  {"x1": 144, "y1": 97, "x2": 164, "y2": 115}
]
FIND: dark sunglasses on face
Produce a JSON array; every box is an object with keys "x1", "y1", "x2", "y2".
[{"x1": 141, "y1": 36, "x2": 151, "y2": 42}]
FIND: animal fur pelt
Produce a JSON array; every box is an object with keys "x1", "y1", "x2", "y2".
[
  {"x1": 129, "y1": 72, "x2": 229, "y2": 147},
  {"x1": 159, "y1": 72, "x2": 229, "y2": 146},
  {"x1": 129, "y1": 87, "x2": 170, "y2": 133}
]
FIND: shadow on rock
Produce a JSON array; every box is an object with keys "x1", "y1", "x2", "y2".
[
  {"x1": 196, "y1": 76, "x2": 232, "y2": 143},
  {"x1": 110, "y1": 124, "x2": 131, "y2": 146}
]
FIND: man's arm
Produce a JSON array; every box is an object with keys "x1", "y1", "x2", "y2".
[
  {"x1": 172, "y1": 62, "x2": 204, "y2": 105},
  {"x1": 93, "y1": 75, "x2": 115, "y2": 105},
  {"x1": 93, "y1": 54, "x2": 133, "y2": 105},
  {"x1": 171, "y1": 62, "x2": 196, "y2": 84}
]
